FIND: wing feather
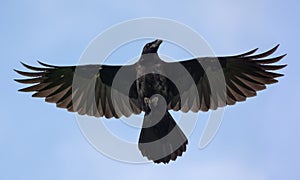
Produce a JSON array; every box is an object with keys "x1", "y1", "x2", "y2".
[
  {"x1": 166, "y1": 45, "x2": 286, "y2": 112},
  {"x1": 15, "y1": 62, "x2": 141, "y2": 118}
]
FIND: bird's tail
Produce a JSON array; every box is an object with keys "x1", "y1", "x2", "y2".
[{"x1": 138, "y1": 111, "x2": 188, "y2": 164}]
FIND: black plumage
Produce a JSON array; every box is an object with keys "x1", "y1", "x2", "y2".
[{"x1": 14, "y1": 39, "x2": 286, "y2": 164}]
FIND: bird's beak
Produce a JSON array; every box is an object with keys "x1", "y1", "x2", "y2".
[{"x1": 151, "y1": 39, "x2": 163, "y2": 48}]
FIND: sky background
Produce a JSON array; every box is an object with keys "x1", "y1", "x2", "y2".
[{"x1": 1, "y1": 0, "x2": 299, "y2": 179}]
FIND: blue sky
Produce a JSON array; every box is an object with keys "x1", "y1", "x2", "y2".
[{"x1": 1, "y1": 0, "x2": 299, "y2": 179}]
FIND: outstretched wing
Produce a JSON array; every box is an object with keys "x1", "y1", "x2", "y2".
[
  {"x1": 14, "y1": 61, "x2": 141, "y2": 118},
  {"x1": 166, "y1": 45, "x2": 287, "y2": 112}
]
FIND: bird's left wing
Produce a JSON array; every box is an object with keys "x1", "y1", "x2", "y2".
[
  {"x1": 165, "y1": 45, "x2": 287, "y2": 112},
  {"x1": 15, "y1": 61, "x2": 141, "y2": 118}
]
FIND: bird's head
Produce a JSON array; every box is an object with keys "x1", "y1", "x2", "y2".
[{"x1": 142, "y1": 39, "x2": 163, "y2": 55}]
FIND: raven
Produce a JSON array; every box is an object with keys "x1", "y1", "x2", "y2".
[{"x1": 15, "y1": 39, "x2": 286, "y2": 164}]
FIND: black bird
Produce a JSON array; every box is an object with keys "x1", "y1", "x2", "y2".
[{"x1": 14, "y1": 39, "x2": 286, "y2": 164}]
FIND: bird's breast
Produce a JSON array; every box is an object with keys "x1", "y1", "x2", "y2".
[{"x1": 136, "y1": 63, "x2": 168, "y2": 99}]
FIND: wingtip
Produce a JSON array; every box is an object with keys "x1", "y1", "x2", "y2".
[
  {"x1": 247, "y1": 47, "x2": 259, "y2": 55},
  {"x1": 20, "y1": 61, "x2": 27, "y2": 67},
  {"x1": 14, "y1": 79, "x2": 22, "y2": 83},
  {"x1": 37, "y1": 60, "x2": 48, "y2": 66},
  {"x1": 248, "y1": 44, "x2": 282, "y2": 59},
  {"x1": 14, "y1": 78, "x2": 21, "y2": 84},
  {"x1": 13, "y1": 69, "x2": 20, "y2": 73},
  {"x1": 17, "y1": 87, "x2": 27, "y2": 92},
  {"x1": 37, "y1": 60, "x2": 44, "y2": 65},
  {"x1": 37, "y1": 60, "x2": 59, "y2": 68},
  {"x1": 273, "y1": 44, "x2": 280, "y2": 52},
  {"x1": 19, "y1": 61, "x2": 48, "y2": 71},
  {"x1": 13, "y1": 69, "x2": 26, "y2": 76},
  {"x1": 269, "y1": 43, "x2": 280, "y2": 52},
  {"x1": 234, "y1": 47, "x2": 259, "y2": 58},
  {"x1": 20, "y1": 61, "x2": 32, "y2": 69}
]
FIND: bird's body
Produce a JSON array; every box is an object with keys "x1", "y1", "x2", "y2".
[
  {"x1": 136, "y1": 57, "x2": 166, "y2": 110},
  {"x1": 14, "y1": 39, "x2": 286, "y2": 164},
  {"x1": 132, "y1": 41, "x2": 188, "y2": 163}
]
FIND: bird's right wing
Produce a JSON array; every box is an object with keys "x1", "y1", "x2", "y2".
[{"x1": 15, "y1": 61, "x2": 141, "y2": 118}]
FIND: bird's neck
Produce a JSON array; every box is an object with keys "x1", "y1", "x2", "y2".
[{"x1": 139, "y1": 53, "x2": 161, "y2": 65}]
